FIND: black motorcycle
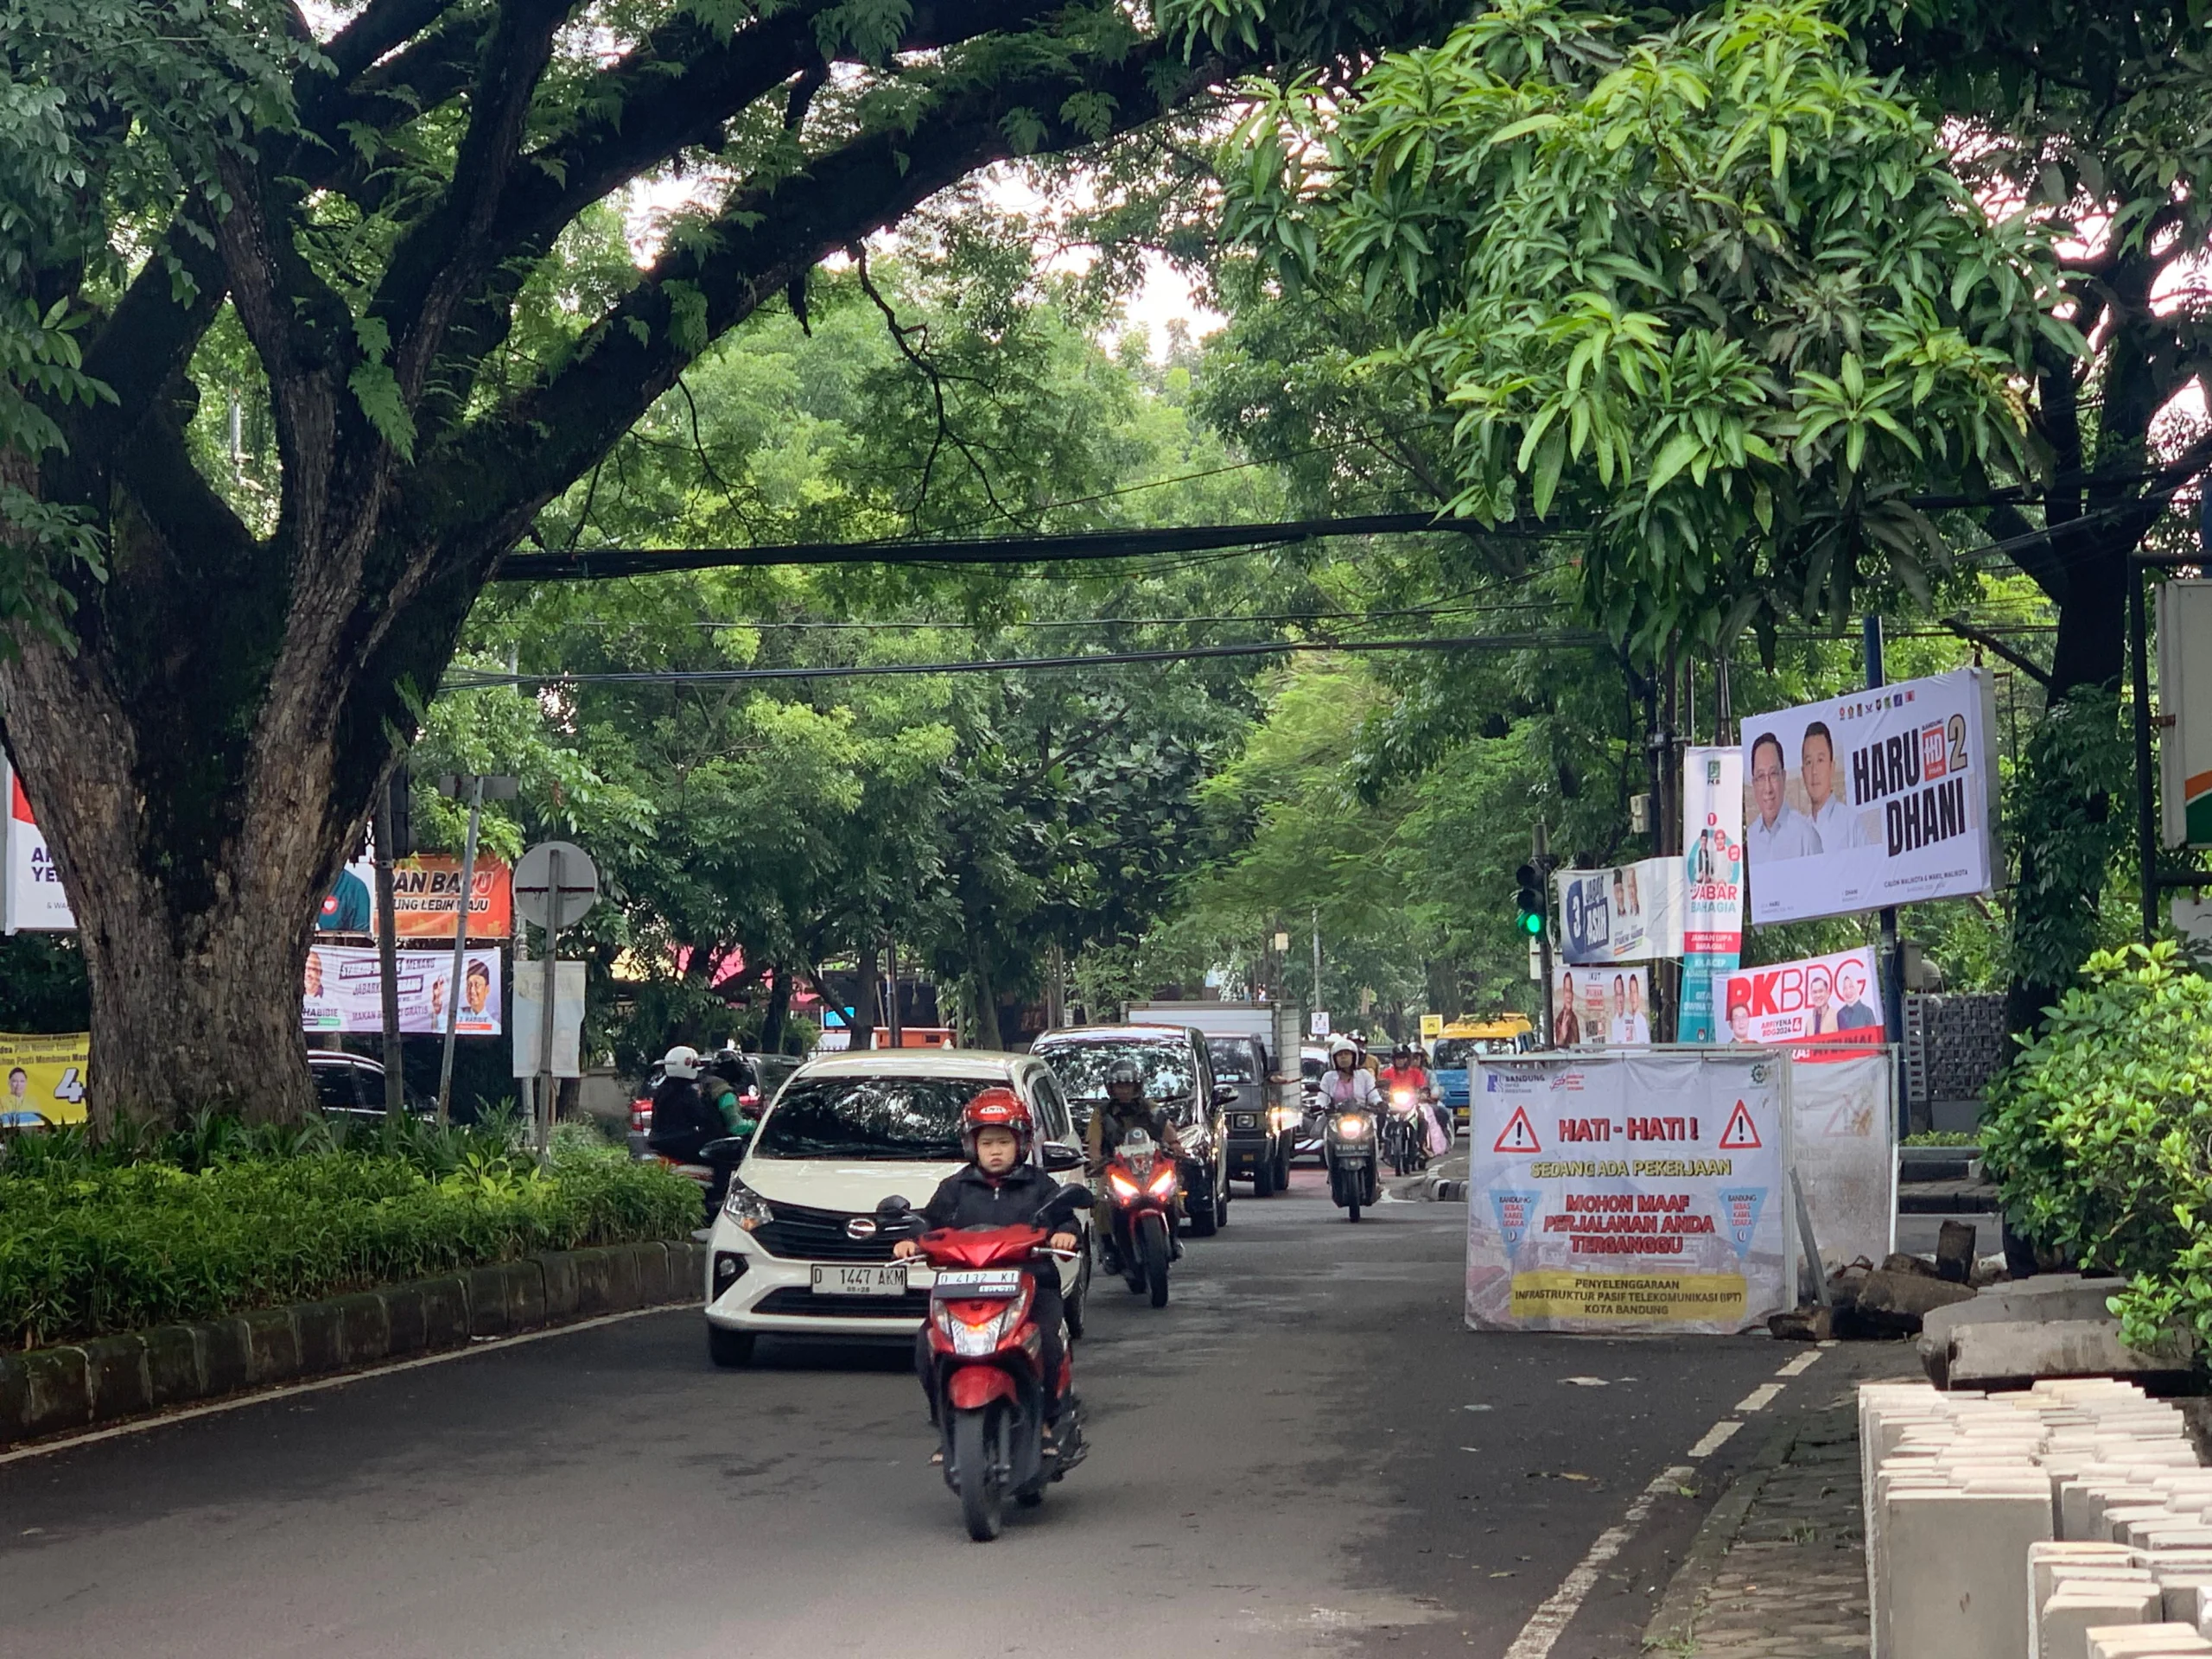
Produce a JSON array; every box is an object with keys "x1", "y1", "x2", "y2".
[{"x1": 1323, "y1": 1103, "x2": 1380, "y2": 1222}]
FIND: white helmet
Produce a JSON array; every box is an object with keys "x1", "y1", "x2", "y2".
[
  {"x1": 660, "y1": 1045, "x2": 702, "y2": 1080},
  {"x1": 1330, "y1": 1037, "x2": 1359, "y2": 1062}
]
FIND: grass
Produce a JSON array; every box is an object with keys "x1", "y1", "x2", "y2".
[
  {"x1": 1902, "y1": 1129, "x2": 1982, "y2": 1147},
  {"x1": 0, "y1": 1112, "x2": 698, "y2": 1350}
]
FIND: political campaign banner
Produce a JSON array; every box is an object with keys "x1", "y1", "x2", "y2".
[
  {"x1": 2, "y1": 755, "x2": 74, "y2": 933},
  {"x1": 2159, "y1": 581, "x2": 2212, "y2": 848},
  {"x1": 0, "y1": 1032, "x2": 89, "y2": 1125},
  {"x1": 1740, "y1": 668, "x2": 2000, "y2": 925},
  {"x1": 1467, "y1": 1049, "x2": 1790, "y2": 1334},
  {"x1": 1554, "y1": 857, "x2": 1683, "y2": 964},
  {"x1": 1680, "y1": 747, "x2": 1745, "y2": 1043},
  {"x1": 1719, "y1": 945, "x2": 1883, "y2": 1055},
  {"x1": 1548, "y1": 965, "x2": 1652, "y2": 1047},
  {"x1": 318, "y1": 850, "x2": 514, "y2": 938},
  {"x1": 302, "y1": 944, "x2": 503, "y2": 1035}
]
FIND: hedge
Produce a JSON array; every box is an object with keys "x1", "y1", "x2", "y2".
[{"x1": 0, "y1": 1122, "x2": 699, "y2": 1349}]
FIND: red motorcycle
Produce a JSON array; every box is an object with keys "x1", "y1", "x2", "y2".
[
  {"x1": 881, "y1": 1194, "x2": 1090, "y2": 1541},
  {"x1": 1103, "y1": 1128, "x2": 1178, "y2": 1307}
]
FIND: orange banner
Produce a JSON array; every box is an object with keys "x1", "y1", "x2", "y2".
[{"x1": 318, "y1": 855, "x2": 512, "y2": 938}]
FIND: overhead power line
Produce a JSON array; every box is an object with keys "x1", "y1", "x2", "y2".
[
  {"x1": 442, "y1": 629, "x2": 1613, "y2": 688},
  {"x1": 494, "y1": 512, "x2": 1551, "y2": 582}
]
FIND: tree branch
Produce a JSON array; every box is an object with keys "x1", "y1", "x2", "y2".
[{"x1": 1942, "y1": 616, "x2": 2053, "y2": 688}]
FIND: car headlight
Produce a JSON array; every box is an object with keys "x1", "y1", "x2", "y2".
[
  {"x1": 1270, "y1": 1106, "x2": 1301, "y2": 1132},
  {"x1": 721, "y1": 1181, "x2": 773, "y2": 1230}
]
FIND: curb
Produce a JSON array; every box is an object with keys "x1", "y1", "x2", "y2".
[
  {"x1": 0, "y1": 1240, "x2": 706, "y2": 1450},
  {"x1": 1641, "y1": 1411, "x2": 1799, "y2": 1651}
]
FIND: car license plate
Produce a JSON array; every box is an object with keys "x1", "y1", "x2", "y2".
[{"x1": 811, "y1": 1264, "x2": 908, "y2": 1296}]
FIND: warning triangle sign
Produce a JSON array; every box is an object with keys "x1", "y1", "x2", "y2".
[
  {"x1": 1717, "y1": 1100, "x2": 1763, "y2": 1150},
  {"x1": 1493, "y1": 1105, "x2": 1541, "y2": 1154}
]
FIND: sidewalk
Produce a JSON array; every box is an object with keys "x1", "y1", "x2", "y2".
[{"x1": 1644, "y1": 1346, "x2": 1921, "y2": 1657}]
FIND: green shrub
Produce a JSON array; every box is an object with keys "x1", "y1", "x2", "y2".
[
  {"x1": 0, "y1": 1120, "x2": 699, "y2": 1349},
  {"x1": 1982, "y1": 940, "x2": 2212, "y2": 1351}
]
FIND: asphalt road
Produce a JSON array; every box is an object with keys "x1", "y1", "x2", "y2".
[{"x1": 1, "y1": 1166, "x2": 1843, "y2": 1658}]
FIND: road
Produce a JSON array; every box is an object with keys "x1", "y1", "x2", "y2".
[{"x1": 1, "y1": 1166, "x2": 1843, "y2": 1658}]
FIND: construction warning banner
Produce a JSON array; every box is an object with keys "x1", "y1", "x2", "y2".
[
  {"x1": 0, "y1": 1032, "x2": 89, "y2": 1125},
  {"x1": 1467, "y1": 1049, "x2": 1790, "y2": 1335}
]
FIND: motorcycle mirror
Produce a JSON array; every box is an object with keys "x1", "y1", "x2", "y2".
[{"x1": 875, "y1": 1194, "x2": 912, "y2": 1217}]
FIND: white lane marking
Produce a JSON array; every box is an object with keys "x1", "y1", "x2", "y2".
[
  {"x1": 1734, "y1": 1382, "x2": 1784, "y2": 1414},
  {"x1": 1503, "y1": 1462, "x2": 1696, "y2": 1659},
  {"x1": 0, "y1": 1305, "x2": 682, "y2": 1465},
  {"x1": 1686, "y1": 1420, "x2": 1743, "y2": 1459},
  {"x1": 1775, "y1": 1349, "x2": 1822, "y2": 1378}
]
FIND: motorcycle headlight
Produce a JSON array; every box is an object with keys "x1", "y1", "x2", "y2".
[
  {"x1": 932, "y1": 1291, "x2": 1031, "y2": 1356},
  {"x1": 1107, "y1": 1170, "x2": 1141, "y2": 1201},
  {"x1": 1337, "y1": 1116, "x2": 1370, "y2": 1139},
  {"x1": 1147, "y1": 1166, "x2": 1179, "y2": 1198},
  {"x1": 721, "y1": 1181, "x2": 774, "y2": 1230}
]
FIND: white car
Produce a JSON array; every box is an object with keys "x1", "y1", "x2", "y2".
[{"x1": 702, "y1": 1049, "x2": 1092, "y2": 1367}]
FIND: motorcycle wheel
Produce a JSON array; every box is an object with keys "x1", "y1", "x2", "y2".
[
  {"x1": 1140, "y1": 1212, "x2": 1171, "y2": 1307},
  {"x1": 1118, "y1": 1222, "x2": 1147, "y2": 1293},
  {"x1": 954, "y1": 1408, "x2": 1005, "y2": 1541},
  {"x1": 1065, "y1": 1251, "x2": 1090, "y2": 1339},
  {"x1": 1347, "y1": 1195, "x2": 1363, "y2": 1222}
]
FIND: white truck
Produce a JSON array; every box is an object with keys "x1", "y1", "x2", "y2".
[{"x1": 1123, "y1": 1001, "x2": 1304, "y2": 1192}]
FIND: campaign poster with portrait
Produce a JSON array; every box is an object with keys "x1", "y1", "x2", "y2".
[
  {"x1": 1740, "y1": 669, "x2": 2000, "y2": 925},
  {"x1": 317, "y1": 850, "x2": 514, "y2": 938},
  {"x1": 1549, "y1": 965, "x2": 1653, "y2": 1047},
  {"x1": 1680, "y1": 747, "x2": 1745, "y2": 1043},
  {"x1": 1555, "y1": 857, "x2": 1684, "y2": 964},
  {"x1": 1719, "y1": 946, "x2": 1882, "y2": 1053},
  {"x1": 0, "y1": 1032, "x2": 89, "y2": 1125},
  {"x1": 302, "y1": 944, "x2": 504, "y2": 1034}
]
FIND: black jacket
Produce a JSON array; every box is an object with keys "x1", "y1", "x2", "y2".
[
  {"x1": 646, "y1": 1077, "x2": 720, "y2": 1160},
  {"x1": 920, "y1": 1162, "x2": 1078, "y2": 1233}
]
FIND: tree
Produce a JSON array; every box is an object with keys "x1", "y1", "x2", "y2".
[{"x1": 0, "y1": 0, "x2": 1457, "y2": 1128}]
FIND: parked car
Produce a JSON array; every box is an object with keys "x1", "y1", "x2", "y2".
[
  {"x1": 628, "y1": 1052, "x2": 800, "y2": 1159},
  {"x1": 1205, "y1": 1033, "x2": 1295, "y2": 1195},
  {"x1": 1029, "y1": 1024, "x2": 1232, "y2": 1236},
  {"x1": 308, "y1": 1051, "x2": 429, "y2": 1122},
  {"x1": 1296, "y1": 1045, "x2": 1331, "y2": 1162},
  {"x1": 702, "y1": 1049, "x2": 1090, "y2": 1367}
]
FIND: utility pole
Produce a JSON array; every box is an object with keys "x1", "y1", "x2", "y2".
[
  {"x1": 1534, "y1": 820, "x2": 1556, "y2": 1048},
  {"x1": 372, "y1": 767, "x2": 407, "y2": 1118},
  {"x1": 1311, "y1": 905, "x2": 1322, "y2": 1015},
  {"x1": 1866, "y1": 615, "x2": 1909, "y2": 1135}
]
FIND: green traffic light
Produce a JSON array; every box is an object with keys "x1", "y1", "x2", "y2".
[{"x1": 1516, "y1": 907, "x2": 1544, "y2": 937}]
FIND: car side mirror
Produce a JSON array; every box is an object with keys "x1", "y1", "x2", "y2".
[
  {"x1": 1212, "y1": 1085, "x2": 1237, "y2": 1107},
  {"x1": 1041, "y1": 1142, "x2": 1083, "y2": 1173}
]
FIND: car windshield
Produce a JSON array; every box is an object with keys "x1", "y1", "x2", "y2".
[
  {"x1": 1035, "y1": 1040, "x2": 1195, "y2": 1104},
  {"x1": 1432, "y1": 1038, "x2": 1471, "y2": 1069},
  {"x1": 1205, "y1": 1039, "x2": 1255, "y2": 1083},
  {"x1": 751, "y1": 1074, "x2": 997, "y2": 1161}
]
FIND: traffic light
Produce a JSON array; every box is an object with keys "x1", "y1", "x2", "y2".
[{"x1": 1514, "y1": 863, "x2": 1545, "y2": 938}]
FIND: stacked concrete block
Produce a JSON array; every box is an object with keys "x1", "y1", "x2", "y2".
[{"x1": 1863, "y1": 1379, "x2": 2212, "y2": 1659}]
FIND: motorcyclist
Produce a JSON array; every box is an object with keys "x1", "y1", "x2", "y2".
[
  {"x1": 893, "y1": 1089, "x2": 1082, "y2": 1446},
  {"x1": 645, "y1": 1046, "x2": 721, "y2": 1160},
  {"x1": 1084, "y1": 1054, "x2": 1184, "y2": 1273},
  {"x1": 1318, "y1": 1037, "x2": 1380, "y2": 1114},
  {"x1": 1377, "y1": 1043, "x2": 1445, "y2": 1154}
]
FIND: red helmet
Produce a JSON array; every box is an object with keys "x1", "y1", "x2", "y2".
[{"x1": 962, "y1": 1087, "x2": 1034, "y2": 1162}]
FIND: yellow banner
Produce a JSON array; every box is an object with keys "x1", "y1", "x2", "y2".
[
  {"x1": 1509, "y1": 1270, "x2": 1747, "y2": 1325},
  {"x1": 0, "y1": 1033, "x2": 89, "y2": 1126}
]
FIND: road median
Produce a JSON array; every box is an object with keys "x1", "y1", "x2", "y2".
[{"x1": 0, "y1": 1241, "x2": 706, "y2": 1448}]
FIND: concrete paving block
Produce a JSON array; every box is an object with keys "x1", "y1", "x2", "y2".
[
  {"x1": 2160, "y1": 1578, "x2": 2212, "y2": 1625},
  {"x1": 535, "y1": 1253, "x2": 580, "y2": 1322},
  {"x1": 140, "y1": 1325, "x2": 203, "y2": 1408},
  {"x1": 1934, "y1": 1319, "x2": 2197, "y2": 1392},
  {"x1": 2112, "y1": 1507, "x2": 2188, "y2": 1545},
  {"x1": 571, "y1": 1247, "x2": 616, "y2": 1315},
  {"x1": 2085, "y1": 1625, "x2": 2212, "y2": 1656},
  {"x1": 238, "y1": 1308, "x2": 300, "y2": 1386},
  {"x1": 1864, "y1": 1268, "x2": 1981, "y2": 1337},
  {"x1": 2044, "y1": 1584, "x2": 2162, "y2": 1659},
  {"x1": 2032, "y1": 1542, "x2": 2140, "y2": 1610},
  {"x1": 604, "y1": 1244, "x2": 642, "y2": 1312},
  {"x1": 502, "y1": 1259, "x2": 546, "y2": 1331},
  {"x1": 466, "y1": 1264, "x2": 514, "y2": 1338},
  {"x1": 1887, "y1": 1489, "x2": 2053, "y2": 1659},
  {"x1": 79, "y1": 1334, "x2": 150, "y2": 1424},
  {"x1": 196, "y1": 1318, "x2": 251, "y2": 1397},
  {"x1": 293, "y1": 1300, "x2": 344, "y2": 1374},
  {"x1": 417, "y1": 1275, "x2": 469, "y2": 1349},
  {"x1": 382, "y1": 1284, "x2": 427, "y2": 1356},
  {"x1": 330, "y1": 1293, "x2": 391, "y2": 1366},
  {"x1": 11, "y1": 1346, "x2": 88, "y2": 1441}
]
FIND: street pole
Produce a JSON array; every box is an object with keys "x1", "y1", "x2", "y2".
[
  {"x1": 537, "y1": 845, "x2": 562, "y2": 1163},
  {"x1": 435, "y1": 773, "x2": 484, "y2": 1126},
  {"x1": 1311, "y1": 905, "x2": 1322, "y2": 1015},
  {"x1": 1865, "y1": 615, "x2": 1909, "y2": 1136},
  {"x1": 885, "y1": 936, "x2": 902, "y2": 1048},
  {"x1": 373, "y1": 779, "x2": 404, "y2": 1119},
  {"x1": 1535, "y1": 820, "x2": 1555, "y2": 1048},
  {"x1": 2131, "y1": 563, "x2": 2161, "y2": 944}
]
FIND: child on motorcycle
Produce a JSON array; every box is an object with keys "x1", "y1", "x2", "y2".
[{"x1": 893, "y1": 1090, "x2": 1082, "y2": 1444}]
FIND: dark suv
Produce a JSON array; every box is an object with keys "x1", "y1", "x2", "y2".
[
  {"x1": 1206, "y1": 1034, "x2": 1293, "y2": 1195},
  {"x1": 1029, "y1": 1025, "x2": 1234, "y2": 1236}
]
